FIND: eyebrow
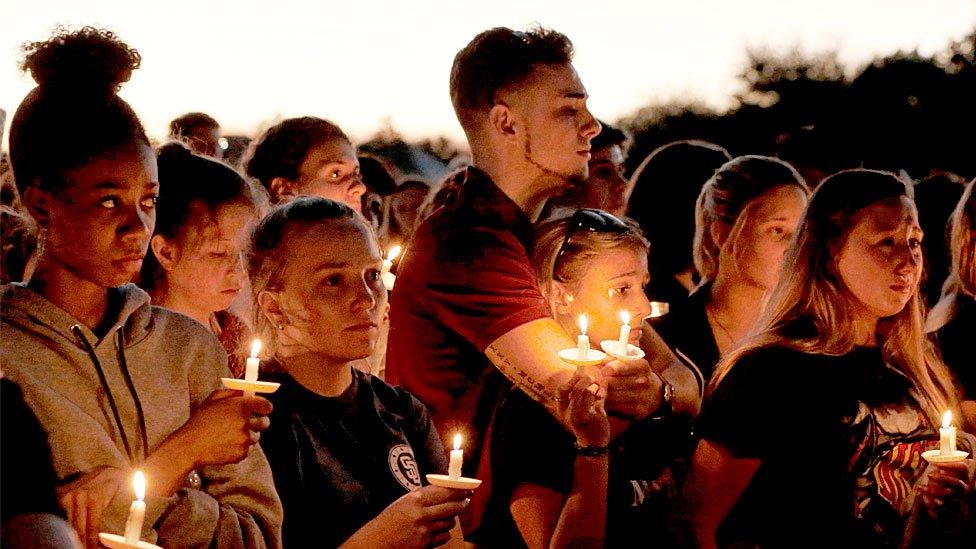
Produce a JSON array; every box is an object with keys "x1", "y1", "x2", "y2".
[
  {"x1": 562, "y1": 90, "x2": 588, "y2": 99},
  {"x1": 609, "y1": 271, "x2": 640, "y2": 280},
  {"x1": 314, "y1": 262, "x2": 351, "y2": 272}
]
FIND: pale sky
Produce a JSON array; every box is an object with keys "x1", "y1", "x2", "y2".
[{"x1": 2, "y1": 0, "x2": 974, "y2": 146}]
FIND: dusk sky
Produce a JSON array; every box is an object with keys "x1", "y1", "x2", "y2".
[{"x1": 2, "y1": 0, "x2": 974, "y2": 145}]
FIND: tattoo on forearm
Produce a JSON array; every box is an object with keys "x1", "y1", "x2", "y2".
[{"x1": 486, "y1": 344, "x2": 555, "y2": 402}]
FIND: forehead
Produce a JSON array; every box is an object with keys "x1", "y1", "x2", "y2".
[
  {"x1": 849, "y1": 196, "x2": 919, "y2": 233},
  {"x1": 581, "y1": 246, "x2": 648, "y2": 278},
  {"x1": 751, "y1": 185, "x2": 807, "y2": 219},
  {"x1": 300, "y1": 139, "x2": 357, "y2": 171},
  {"x1": 284, "y1": 218, "x2": 380, "y2": 269},
  {"x1": 518, "y1": 63, "x2": 586, "y2": 101},
  {"x1": 64, "y1": 143, "x2": 158, "y2": 190}
]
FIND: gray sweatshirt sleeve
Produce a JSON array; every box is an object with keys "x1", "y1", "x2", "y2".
[{"x1": 151, "y1": 332, "x2": 283, "y2": 548}]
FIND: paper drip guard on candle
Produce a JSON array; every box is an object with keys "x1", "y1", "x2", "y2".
[
  {"x1": 921, "y1": 449, "x2": 969, "y2": 464},
  {"x1": 98, "y1": 534, "x2": 162, "y2": 549},
  {"x1": 426, "y1": 473, "x2": 483, "y2": 490},
  {"x1": 599, "y1": 340, "x2": 646, "y2": 360},
  {"x1": 557, "y1": 348, "x2": 607, "y2": 367}
]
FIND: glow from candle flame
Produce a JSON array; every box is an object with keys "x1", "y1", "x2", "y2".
[
  {"x1": 453, "y1": 433, "x2": 462, "y2": 451},
  {"x1": 387, "y1": 245, "x2": 402, "y2": 262},
  {"x1": 942, "y1": 410, "x2": 953, "y2": 429},
  {"x1": 578, "y1": 314, "x2": 588, "y2": 335},
  {"x1": 620, "y1": 311, "x2": 631, "y2": 325},
  {"x1": 250, "y1": 339, "x2": 262, "y2": 358},
  {"x1": 133, "y1": 471, "x2": 146, "y2": 501}
]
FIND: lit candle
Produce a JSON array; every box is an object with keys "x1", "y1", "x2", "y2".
[
  {"x1": 617, "y1": 311, "x2": 631, "y2": 353},
  {"x1": 381, "y1": 245, "x2": 402, "y2": 291},
  {"x1": 448, "y1": 433, "x2": 464, "y2": 480},
  {"x1": 577, "y1": 314, "x2": 590, "y2": 360},
  {"x1": 940, "y1": 410, "x2": 957, "y2": 456},
  {"x1": 123, "y1": 471, "x2": 146, "y2": 544},
  {"x1": 245, "y1": 339, "x2": 262, "y2": 383}
]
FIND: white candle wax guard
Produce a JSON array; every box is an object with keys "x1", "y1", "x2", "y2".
[
  {"x1": 98, "y1": 533, "x2": 162, "y2": 549},
  {"x1": 599, "y1": 340, "x2": 646, "y2": 360}
]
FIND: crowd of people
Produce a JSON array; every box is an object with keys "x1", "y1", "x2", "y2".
[{"x1": 0, "y1": 23, "x2": 974, "y2": 549}]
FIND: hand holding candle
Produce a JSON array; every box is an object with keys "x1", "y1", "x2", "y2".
[{"x1": 123, "y1": 471, "x2": 146, "y2": 544}]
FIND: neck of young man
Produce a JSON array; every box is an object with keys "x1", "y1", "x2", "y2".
[
  {"x1": 150, "y1": 282, "x2": 214, "y2": 330},
  {"x1": 472, "y1": 149, "x2": 568, "y2": 223},
  {"x1": 28, "y1": 259, "x2": 112, "y2": 332},
  {"x1": 707, "y1": 270, "x2": 767, "y2": 346},
  {"x1": 278, "y1": 350, "x2": 355, "y2": 398}
]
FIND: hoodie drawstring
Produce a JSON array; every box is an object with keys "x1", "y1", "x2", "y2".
[
  {"x1": 116, "y1": 327, "x2": 149, "y2": 460},
  {"x1": 70, "y1": 325, "x2": 149, "y2": 464}
]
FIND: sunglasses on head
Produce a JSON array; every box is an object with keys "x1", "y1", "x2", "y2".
[{"x1": 556, "y1": 208, "x2": 629, "y2": 263}]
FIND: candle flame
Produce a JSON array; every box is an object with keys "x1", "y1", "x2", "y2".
[
  {"x1": 387, "y1": 245, "x2": 402, "y2": 262},
  {"x1": 578, "y1": 314, "x2": 588, "y2": 335},
  {"x1": 942, "y1": 410, "x2": 953, "y2": 429},
  {"x1": 453, "y1": 433, "x2": 463, "y2": 451},
  {"x1": 133, "y1": 470, "x2": 146, "y2": 501},
  {"x1": 619, "y1": 311, "x2": 631, "y2": 325},
  {"x1": 250, "y1": 339, "x2": 262, "y2": 358}
]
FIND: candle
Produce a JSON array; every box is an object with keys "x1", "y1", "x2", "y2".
[
  {"x1": 576, "y1": 314, "x2": 590, "y2": 360},
  {"x1": 245, "y1": 339, "x2": 262, "y2": 383},
  {"x1": 381, "y1": 245, "x2": 402, "y2": 291},
  {"x1": 123, "y1": 471, "x2": 146, "y2": 544},
  {"x1": 617, "y1": 311, "x2": 631, "y2": 353},
  {"x1": 448, "y1": 433, "x2": 464, "y2": 480},
  {"x1": 940, "y1": 410, "x2": 957, "y2": 455}
]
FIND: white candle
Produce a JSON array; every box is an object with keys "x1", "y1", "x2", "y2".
[
  {"x1": 448, "y1": 433, "x2": 464, "y2": 480},
  {"x1": 381, "y1": 245, "x2": 402, "y2": 291},
  {"x1": 576, "y1": 314, "x2": 590, "y2": 360},
  {"x1": 617, "y1": 311, "x2": 631, "y2": 354},
  {"x1": 123, "y1": 471, "x2": 146, "y2": 544},
  {"x1": 245, "y1": 339, "x2": 262, "y2": 383},
  {"x1": 940, "y1": 410, "x2": 957, "y2": 456}
]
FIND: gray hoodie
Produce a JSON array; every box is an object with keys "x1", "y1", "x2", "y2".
[{"x1": 1, "y1": 283, "x2": 283, "y2": 548}]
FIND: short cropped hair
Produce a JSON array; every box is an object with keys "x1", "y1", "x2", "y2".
[
  {"x1": 169, "y1": 112, "x2": 219, "y2": 138},
  {"x1": 449, "y1": 26, "x2": 574, "y2": 132}
]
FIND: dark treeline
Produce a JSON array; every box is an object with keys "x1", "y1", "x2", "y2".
[{"x1": 621, "y1": 29, "x2": 976, "y2": 182}]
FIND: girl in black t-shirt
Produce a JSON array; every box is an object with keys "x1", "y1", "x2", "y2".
[
  {"x1": 248, "y1": 197, "x2": 468, "y2": 548},
  {"x1": 927, "y1": 178, "x2": 976, "y2": 430},
  {"x1": 653, "y1": 155, "x2": 810, "y2": 382},
  {"x1": 480, "y1": 210, "x2": 700, "y2": 548},
  {"x1": 685, "y1": 170, "x2": 975, "y2": 548}
]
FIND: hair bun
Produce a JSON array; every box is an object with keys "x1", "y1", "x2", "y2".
[
  {"x1": 156, "y1": 140, "x2": 194, "y2": 162},
  {"x1": 20, "y1": 26, "x2": 141, "y2": 94}
]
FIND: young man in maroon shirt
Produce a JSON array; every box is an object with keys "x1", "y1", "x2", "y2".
[{"x1": 387, "y1": 27, "x2": 699, "y2": 499}]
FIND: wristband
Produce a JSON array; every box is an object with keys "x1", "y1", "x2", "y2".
[{"x1": 574, "y1": 442, "x2": 610, "y2": 457}]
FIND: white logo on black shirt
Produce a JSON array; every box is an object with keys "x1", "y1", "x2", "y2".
[{"x1": 389, "y1": 444, "x2": 421, "y2": 490}]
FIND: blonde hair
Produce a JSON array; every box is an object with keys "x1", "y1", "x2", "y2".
[
  {"x1": 532, "y1": 211, "x2": 649, "y2": 309},
  {"x1": 693, "y1": 155, "x2": 809, "y2": 284},
  {"x1": 712, "y1": 170, "x2": 958, "y2": 425},
  {"x1": 946, "y1": 178, "x2": 976, "y2": 298}
]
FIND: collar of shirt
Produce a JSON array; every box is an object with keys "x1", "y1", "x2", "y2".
[{"x1": 456, "y1": 166, "x2": 535, "y2": 249}]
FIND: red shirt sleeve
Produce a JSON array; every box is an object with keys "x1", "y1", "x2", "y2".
[{"x1": 421, "y1": 227, "x2": 551, "y2": 351}]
